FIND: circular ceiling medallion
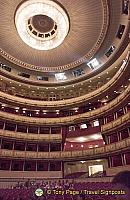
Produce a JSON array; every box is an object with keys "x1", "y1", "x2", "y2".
[
  {"x1": 15, "y1": 0, "x2": 70, "y2": 50},
  {"x1": 0, "y1": 0, "x2": 109, "y2": 72}
]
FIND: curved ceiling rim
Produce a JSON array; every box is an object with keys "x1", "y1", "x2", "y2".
[
  {"x1": 0, "y1": 25, "x2": 130, "y2": 87},
  {"x1": 0, "y1": 37, "x2": 129, "y2": 94},
  {"x1": 0, "y1": 41, "x2": 129, "y2": 90},
  {"x1": 0, "y1": 49, "x2": 129, "y2": 109},
  {"x1": 0, "y1": 0, "x2": 109, "y2": 72}
]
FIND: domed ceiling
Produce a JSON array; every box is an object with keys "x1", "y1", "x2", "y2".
[{"x1": 0, "y1": 0, "x2": 109, "y2": 72}]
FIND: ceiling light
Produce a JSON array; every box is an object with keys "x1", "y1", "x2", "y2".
[
  {"x1": 71, "y1": 144, "x2": 73, "y2": 148},
  {"x1": 77, "y1": 137, "x2": 87, "y2": 142},
  {"x1": 87, "y1": 58, "x2": 100, "y2": 70},
  {"x1": 91, "y1": 134, "x2": 101, "y2": 140},
  {"x1": 1, "y1": 105, "x2": 5, "y2": 108},
  {"x1": 80, "y1": 124, "x2": 87, "y2": 129},
  {"x1": 56, "y1": 110, "x2": 59, "y2": 114},
  {"x1": 73, "y1": 107, "x2": 78, "y2": 113},
  {"x1": 93, "y1": 120, "x2": 100, "y2": 127},
  {"x1": 15, "y1": 0, "x2": 70, "y2": 50},
  {"x1": 55, "y1": 73, "x2": 67, "y2": 81},
  {"x1": 81, "y1": 145, "x2": 84, "y2": 148},
  {"x1": 43, "y1": 110, "x2": 47, "y2": 114},
  {"x1": 80, "y1": 161, "x2": 86, "y2": 164},
  {"x1": 95, "y1": 145, "x2": 99, "y2": 148}
]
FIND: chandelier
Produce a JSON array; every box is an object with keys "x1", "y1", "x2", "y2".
[{"x1": 15, "y1": 0, "x2": 70, "y2": 50}]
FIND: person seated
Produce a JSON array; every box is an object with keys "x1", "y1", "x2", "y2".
[{"x1": 112, "y1": 170, "x2": 130, "y2": 200}]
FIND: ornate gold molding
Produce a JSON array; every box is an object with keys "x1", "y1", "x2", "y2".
[
  {"x1": 0, "y1": 130, "x2": 62, "y2": 142},
  {"x1": 101, "y1": 112, "x2": 130, "y2": 133},
  {"x1": 0, "y1": 137, "x2": 130, "y2": 160},
  {"x1": 0, "y1": 49, "x2": 129, "y2": 108},
  {"x1": 0, "y1": 84, "x2": 129, "y2": 125}
]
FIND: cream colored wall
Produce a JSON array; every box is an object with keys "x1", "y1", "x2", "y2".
[{"x1": 64, "y1": 159, "x2": 108, "y2": 176}]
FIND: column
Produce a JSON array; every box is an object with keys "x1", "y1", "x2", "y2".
[
  {"x1": 3, "y1": 122, "x2": 5, "y2": 130},
  {"x1": 27, "y1": 126, "x2": 28, "y2": 134},
  {"x1": 108, "y1": 157, "x2": 112, "y2": 168},
  {"x1": 128, "y1": 127, "x2": 130, "y2": 137},
  {"x1": 36, "y1": 161, "x2": 37, "y2": 172},
  {"x1": 123, "y1": 153, "x2": 127, "y2": 166},
  {"x1": 49, "y1": 127, "x2": 51, "y2": 134},
  {"x1": 49, "y1": 143, "x2": 50, "y2": 152},
  {"x1": 23, "y1": 160, "x2": 25, "y2": 171},
  {"x1": 9, "y1": 160, "x2": 12, "y2": 171},
  {"x1": 117, "y1": 131, "x2": 121, "y2": 141},
  {"x1": 15, "y1": 124, "x2": 17, "y2": 132},
  {"x1": 0, "y1": 138, "x2": 2, "y2": 149},
  {"x1": 38, "y1": 127, "x2": 40, "y2": 134},
  {"x1": 48, "y1": 162, "x2": 50, "y2": 171},
  {"x1": 123, "y1": 106, "x2": 126, "y2": 114},
  {"x1": 121, "y1": 154, "x2": 125, "y2": 166},
  {"x1": 114, "y1": 112, "x2": 117, "y2": 120}
]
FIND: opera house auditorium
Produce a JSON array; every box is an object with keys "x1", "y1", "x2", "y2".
[{"x1": 0, "y1": 0, "x2": 130, "y2": 199}]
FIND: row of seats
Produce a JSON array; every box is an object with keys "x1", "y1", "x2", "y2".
[{"x1": 0, "y1": 180, "x2": 119, "y2": 200}]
